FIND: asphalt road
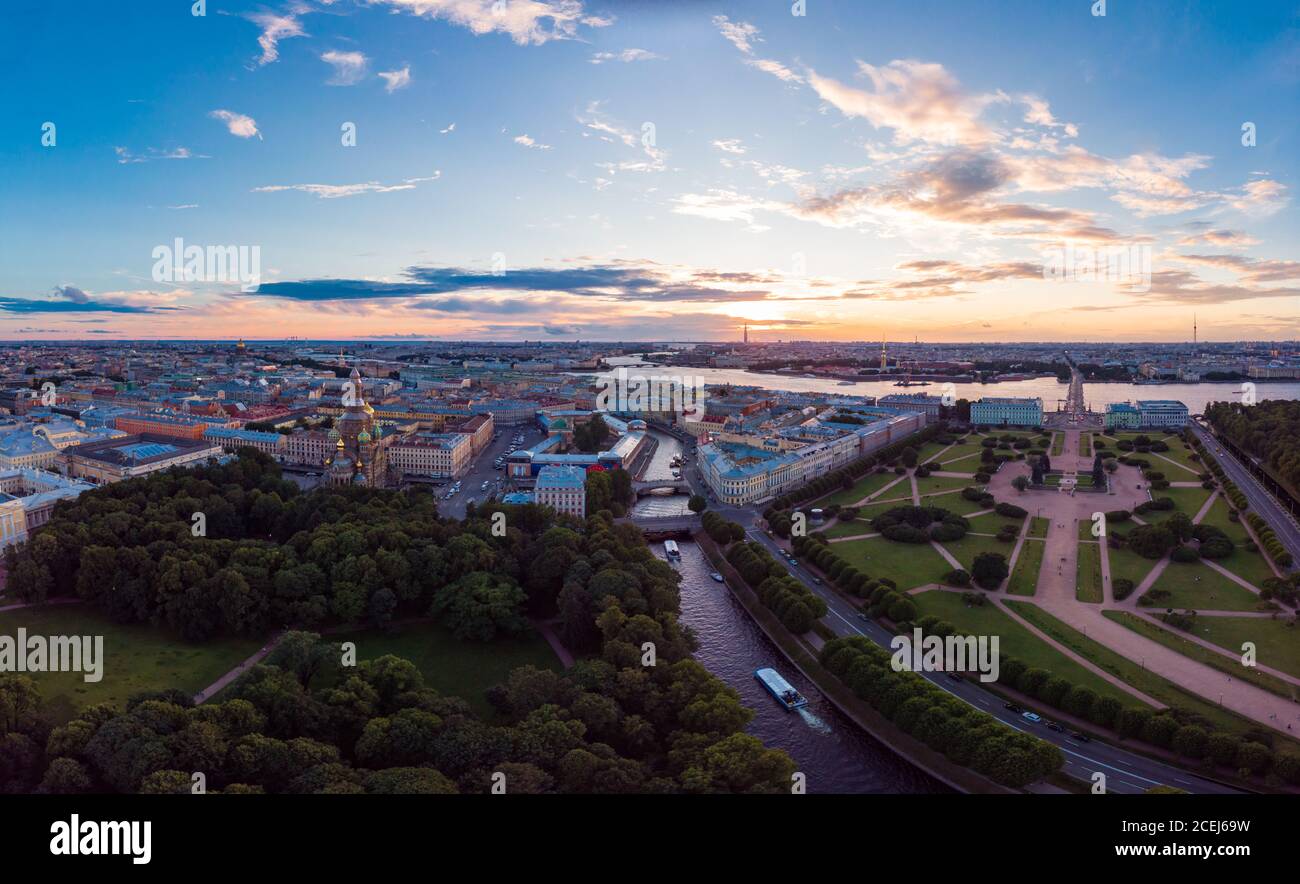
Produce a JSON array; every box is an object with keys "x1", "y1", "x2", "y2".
[
  {"x1": 441, "y1": 423, "x2": 549, "y2": 518},
  {"x1": 736, "y1": 525, "x2": 1240, "y2": 794},
  {"x1": 1189, "y1": 420, "x2": 1300, "y2": 568}
]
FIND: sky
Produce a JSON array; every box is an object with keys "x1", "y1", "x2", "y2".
[{"x1": 1, "y1": 0, "x2": 1297, "y2": 343}]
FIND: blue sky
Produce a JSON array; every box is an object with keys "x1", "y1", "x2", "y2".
[{"x1": 1, "y1": 0, "x2": 1296, "y2": 341}]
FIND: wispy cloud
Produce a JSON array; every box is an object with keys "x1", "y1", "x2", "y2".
[
  {"x1": 321, "y1": 50, "x2": 368, "y2": 86},
  {"x1": 246, "y1": 11, "x2": 306, "y2": 66},
  {"x1": 513, "y1": 134, "x2": 551, "y2": 150},
  {"x1": 210, "y1": 109, "x2": 262, "y2": 140},
  {"x1": 590, "y1": 48, "x2": 662, "y2": 64},
  {"x1": 252, "y1": 173, "x2": 441, "y2": 199},
  {"x1": 369, "y1": 0, "x2": 612, "y2": 46},
  {"x1": 115, "y1": 146, "x2": 208, "y2": 164},
  {"x1": 378, "y1": 65, "x2": 412, "y2": 92}
]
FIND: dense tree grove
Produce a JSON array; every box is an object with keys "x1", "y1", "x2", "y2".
[
  {"x1": 0, "y1": 451, "x2": 800, "y2": 794},
  {"x1": 1205, "y1": 400, "x2": 1300, "y2": 497}
]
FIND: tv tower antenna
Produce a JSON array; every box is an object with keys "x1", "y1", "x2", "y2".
[{"x1": 880, "y1": 336, "x2": 887, "y2": 372}]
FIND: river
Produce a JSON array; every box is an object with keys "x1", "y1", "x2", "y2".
[
  {"x1": 635, "y1": 430, "x2": 946, "y2": 793},
  {"x1": 591, "y1": 359, "x2": 1300, "y2": 415}
]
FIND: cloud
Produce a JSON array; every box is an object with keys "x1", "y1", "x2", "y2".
[
  {"x1": 210, "y1": 109, "x2": 261, "y2": 140},
  {"x1": 1230, "y1": 179, "x2": 1289, "y2": 216},
  {"x1": 246, "y1": 11, "x2": 306, "y2": 66},
  {"x1": 115, "y1": 146, "x2": 208, "y2": 164},
  {"x1": 252, "y1": 173, "x2": 441, "y2": 199},
  {"x1": 1172, "y1": 253, "x2": 1300, "y2": 284},
  {"x1": 590, "y1": 48, "x2": 662, "y2": 64},
  {"x1": 1175, "y1": 229, "x2": 1258, "y2": 248},
  {"x1": 321, "y1": 50, "x2": 368, "y2": 86},
  {"x1": 378, "y1": 65, "x2": 412, "y2": 92},
  {"x1": 807, "y1": 60, "x2": 1003, "y2": 147},
  {"x1": 712, "y1": 139, "x2": 747, "y2": 155},
  {"x1": 713, "y1": 15, "x2": 760, "y2": 54},
  {"x1": 513, "y1": 134, "x2": 551, "y2": 150},
  {"x1": 1020, "y1": 95, "x2": 1077, "y2": 138},
  {"x1": 244, "y1": 261, "x2": 796, "y2": 304},
  {"x1": 1134, "y1": 269, "x2": 1300, "y2": 305},
  {"x1": 746, "y1": 58, "x2": 803, "y2": 84},
  {"x1": 578, "y1": 101, "x2": 666, "y2": 173},
  {"x1": 370, "y1": 0, "x2": 612, "y2": 46},
  {"x1": 440, "y1": 123, "x2": 456, "y2": 134},
  {"x1": 52, "y1": 285, "x2": 89, "y2": 303}
]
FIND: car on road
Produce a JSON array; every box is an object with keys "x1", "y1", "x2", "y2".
[
  {"x1": 1004, "y1": 702, "x2": 1024, "y2": 713},
  {"x1": 1021, "y1": 712, "x2": 1041, "y2": 724},
  {"x1": 945, "y1": 672, "x2": 963, "y2": 682},
  {"x1": 788, "y1": 559, "x2": 797, "y2": 567},
  {"x1": 1044, "y1": 720, "x2": 1064, "y2": 732},
  {"x1": 857, "y1": 612, "x2": 871, "y2": 622},
  {"x1": 1070, "y1": 731, "x2": 1091, "y2": 743}
]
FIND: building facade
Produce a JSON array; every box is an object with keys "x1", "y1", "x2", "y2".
[
  {"x1": 970, "y1": 397, "x2": 1043, "y2": 428},
  {"x1": 534, "y1": 465, "x2": 587, "y2": 518}
]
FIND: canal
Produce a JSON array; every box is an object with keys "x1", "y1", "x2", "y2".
[{"x1": 637, "y1": 430, "x2": 945, "y2": 793}]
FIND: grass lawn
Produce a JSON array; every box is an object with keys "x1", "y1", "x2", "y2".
[
  {"x1": 939, "y1": 532, "x2": 1018, "y2": 573},
  {"x1": 1050, "y1": 433, "x2": 1064, "y2": 456},
  {"x1": 833, "y1": 536, "x2": 952, "y2": 589},
  {"x1": 818, "y1": 470, "x2": 905, "y2": 508},
  {"x1": 1102, "y1": 611, "x2": 1298, "y2": 703},
  {"x1": 966, "y1": 511, "x2": 1024, "y2": 534},
  {"x1": 1149, "y1": 443, "x2": 1204, "y2": 475},
  {"x1": 1006, "y1": 539, "x2": 1045, "y2": 596},
  {"x1": 913, "y1": 441, "x2": 950, "y2": 464},
  {"x1": 912, "y1": 592, "x2": 1139, "y2": 706},
  {"x1": 331, "y1": 621, "x2": 560, "y2": 718},
  {"x1": 935, "y1": 440, "x2": 987, "y2": 466},
  {"x1": 941, "y1": 493, "x2": 993, "y2": 516},
  {"x1": 1181, "y1": 616, "x2": 1300, "y2": 682},
  {"x1": 857, "y1": 497, "x2": 921, "y2": 524},
  {"x1": 1141, "y1": 486, "x2": 1212, "y2": 524},
  {"x1": 1078, "y1": 517, "x2": 1107, "y2": 541},
  {"x1": 1144, "y1": 561, "x2": 1270, "y2": 613},
  {"x1": 1106, "y1": 543, "x2": 1160, "y2": 591},
  {"x1": 1079, "y1": 433, "x2": 1092, "y2": 457},
  {"x1": 0, "y1": 604, "x2": 265, "y2": 723},
  {"x1": 1006, "y1": 603, "x2": 1297, "y2": 734},
  {"x1": 1197, "y1": 497, "x2": 1277, "y2": 588},
  {"x1": 1028, "y1": 516, "x2": 1050, "y2": 538},
  {"x1": 823, "y1": 517, "x2": 875, "y2": 539},
  {"x1": 1076, "y1": 542, "x2": 1104, "y2": 602},
  {"x1": 915, "y1": 473, "x2": 975, "y2": 495}
]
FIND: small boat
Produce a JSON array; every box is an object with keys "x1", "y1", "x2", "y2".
[
  {"x1": 664, "y1": 539, "x2": 681, "y2": 560},
  {"x1": 710, "y1": 572, "x2": 724, "y2": 583},
  {"x1": 755, "y1": 667, "x2": 808, "y2": 710}
]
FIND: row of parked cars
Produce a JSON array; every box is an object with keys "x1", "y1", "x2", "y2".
[
  {"x1": 493, "y1": 432, "x2": 526, "y2": 470},
  {"x1": 1003, "y1": 702, "x2": 1090, "y2": 742}
]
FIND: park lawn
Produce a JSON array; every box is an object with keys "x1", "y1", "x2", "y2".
[
  {"x1": 941, "y1": 493, "x2": 992, "y2": 516},
  {"x1": 1078, "y1": 518, "x2": 1107, "y2": 541},
  {"x1": 935, "y1": 440, "x2": 986, "y2": 466},
  {"x1": 1028, "y1": 516, "x2": 1050, "y2": 538},
  {"x1": 331, "y1": 621, "x2": 560, "y2": 718},
  {"x1": 915, "y1": 473, "x2": 974, "y2": 496},
  {"x1": 1144, "y1": 561, "x2": 1269, "y2": 613},
  {"x1": 1197, "y1": 497, "x2": 1277, "y2": 588},
  {"x1": 1106, "y1": 543, "x2": 1160, "y2": 591},
  {"x1": 914, "y1": 592, "x2": 1138, "y2": 706},
  {"x1": 832, "y1": 536, "x2": 952, "y2": 590},
  {"x1": 1007, "y1": 603, "x2": 1289, "y2": 730},
  {"x1": 965, "y1": 511, "x2": 1024, "y2": 535},
  {"x1": 858, "y1": 497, "x2": 921, "y2": 525},
  {"x1": 939, "y1": 532, "x2": 1018, "y2": 573},
  {"x1": 823, "y1": 517, "x2": 875, "y2": 539},
  {"x1": 1076, "y1": 541, "x2": 1104, "y2": 603},
  {"x1": 0, "y1": 604, "x2": 265, "y2": 724},
  {"x1": 1102, "y1": 611, "x2": 1298, "y2": 704},
  {"x1": 819, "y1": 470, "x2": 905, "y2": 508},
  {"x1": 1079, "y1": 433, "x2": 1092, "y2": 457},
  {"x1": 1006, "y1": 538, "x2": 1046, "y2": 596},
  {"x1": 1150, "y1": 442, "x2": 1203, "y2": 475},
  {"x1": 1182, "y1": 616, "x2": 1300, "y2": 682},
  {"x1": 913, "y1": 441, "x2": 950, "y2": 464},
  {"x1": 1050, "y1": 433, "x2": 1064, "y2": 456},
  {"x1": 1141, "y1": 485, "x2": 1212, "y2": 524}
]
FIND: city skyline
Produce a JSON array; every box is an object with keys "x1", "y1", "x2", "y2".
[{"x1": 3, "y1": 0, "x2": 1297, "y2": 342}]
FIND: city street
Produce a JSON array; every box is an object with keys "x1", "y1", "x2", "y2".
[{"x1": 440, "y1": 422, "x2": 548, "y2": 518}]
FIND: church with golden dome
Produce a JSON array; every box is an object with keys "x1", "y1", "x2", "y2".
[{"x1": 325, "y1": 367, "x2": 389, "y2": 487}]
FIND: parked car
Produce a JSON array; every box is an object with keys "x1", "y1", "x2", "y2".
[
  {"x1": 1004, "y1": 702, "x2": 1023, "y2": 713},
  {"x1": 1021, "y1": 712, "x2": 1042, "y2": 724},
  {"x1": 1044, "y1": 720, "x2": 1064, "y2": 733},
  {"x1": 1070, "y1": 731, "x2": 1091, "y2": 743}
]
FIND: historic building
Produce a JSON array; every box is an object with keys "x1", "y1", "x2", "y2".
[{"x1": 325, "y1": 368, "x2": 389, "y2": 487}]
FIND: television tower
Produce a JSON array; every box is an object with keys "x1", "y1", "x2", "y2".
[
  {"x1": 743, "y1": 323, "x2": 748, "y2": 344},
  {"x1": 1193, "y1": 313, "x2": 1197, "y2": 346},
  {"x1": 880, "y1": 336, "x2": 887, "y2": 371}
]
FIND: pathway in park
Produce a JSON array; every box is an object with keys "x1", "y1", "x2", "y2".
[{"x1": 193, "y1": 630, "x2": 286, "y2": 704}]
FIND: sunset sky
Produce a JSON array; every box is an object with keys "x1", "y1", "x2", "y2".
[{"x1": 2, "y1": 0, "x2": 1296, "y2": 342}]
